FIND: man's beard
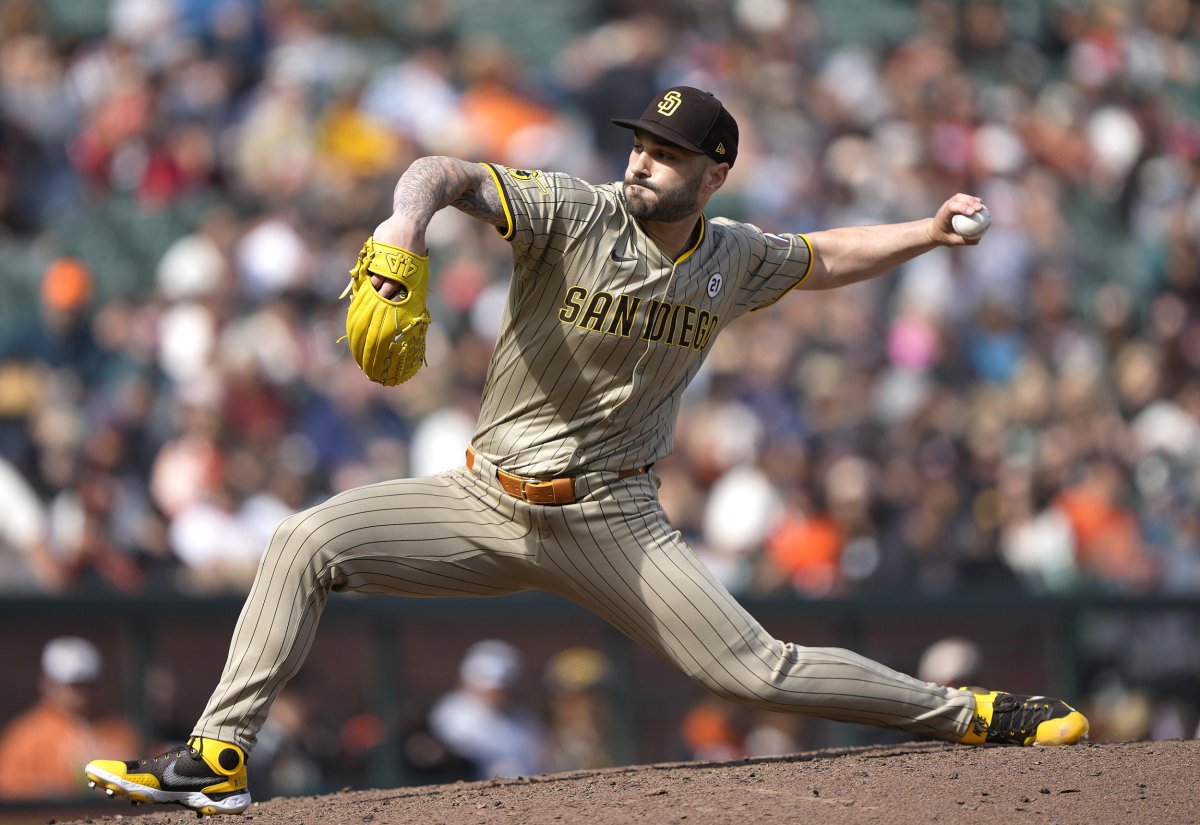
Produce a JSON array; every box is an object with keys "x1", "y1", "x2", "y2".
[{"x1": 624, "y1": 171, "x2": 704, "y2": 222}]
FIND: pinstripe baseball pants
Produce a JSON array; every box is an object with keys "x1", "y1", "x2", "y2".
[{"x1": 194, "y1": 454, "x2": 976, "y2": 751}]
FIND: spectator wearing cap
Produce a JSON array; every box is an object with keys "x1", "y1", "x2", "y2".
[
  {"x1": 426, "y1": 640, "x2": 546, "y2": 780},
  {"x1": 0, "y1": 258, "x2": 107, "y2": 380},
  {"x1": 0, "y1": 637, "x2": 138, "y2": 799},
  {"x1": 542, "y1": 646, "x2": 631, "y2": 772}
]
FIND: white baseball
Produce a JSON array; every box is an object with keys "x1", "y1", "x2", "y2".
[{"x1": 952, "y1": 206, "x2": 991, "y2": 238}]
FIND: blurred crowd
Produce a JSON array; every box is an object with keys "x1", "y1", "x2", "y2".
[
  {"x1": 5, "y1": 633, "x2": 1194, "y2": 803},
  {"x1": 0, "y1": 635, "x2": 635, "y2": 801},
  {"x1": 1, "y1": 0, "x2": 1199, "y2": 603}
]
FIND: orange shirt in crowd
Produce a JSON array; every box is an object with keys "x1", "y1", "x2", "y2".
[
  {"x1": 767, "y1": 514, "x2": 845, "y2": 595},
  {"x1": 0, "y1": 700, "x2": 139, "y2": 800},
  {"x1": 1055, "y1": 487, "x2": 1157, "y2": 588}
]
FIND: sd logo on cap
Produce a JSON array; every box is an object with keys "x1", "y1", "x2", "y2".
[{"x1": 613, "y1": 86, "x2": 739, "y2": 167}]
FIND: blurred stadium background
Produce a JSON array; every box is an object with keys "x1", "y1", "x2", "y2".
[{"x1": 1, "y1": 0, "x2": 1199, "y2": 819}]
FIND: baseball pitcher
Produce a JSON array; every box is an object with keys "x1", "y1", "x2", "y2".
[{"x1": 84, "y1": 87, "x2": 1088, "y2": 816}]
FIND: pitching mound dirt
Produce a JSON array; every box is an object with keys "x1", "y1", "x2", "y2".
[{"x1": 66, "y1": 740, "x2": 1196, "y2": 825}]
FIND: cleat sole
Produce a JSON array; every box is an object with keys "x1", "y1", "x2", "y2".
[{"x1": 83, "y1": 763, "x2": 250, "y2": 816}]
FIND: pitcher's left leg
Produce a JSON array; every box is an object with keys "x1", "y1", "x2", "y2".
[{"x1": 535, "y1": 478, "x2": 976, "y2": 743}]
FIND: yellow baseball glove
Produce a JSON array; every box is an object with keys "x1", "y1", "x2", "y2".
[{"x1": 341, "y1": 237, "x2": 432, "y2": 386}]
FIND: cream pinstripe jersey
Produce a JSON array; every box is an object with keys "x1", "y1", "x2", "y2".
[{"x1": 470, "y1": 163, "x2": 813, "y2": 477}]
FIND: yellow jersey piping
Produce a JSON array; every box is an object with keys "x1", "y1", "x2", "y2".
[
  {"x1": 480, "y1": 162, "x2": 515, "y2": 240},
  {"x1": 674, "y1": 216, "x2": 706, "y2": 265}
]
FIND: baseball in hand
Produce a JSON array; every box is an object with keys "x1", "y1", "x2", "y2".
[{"x1": 952, "y1": 206, "x2": 991, "y2": 239}]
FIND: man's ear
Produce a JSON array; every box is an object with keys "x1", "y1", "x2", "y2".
[{"x1": 705, "y1": 163, "x2": 730, "y2": 194}]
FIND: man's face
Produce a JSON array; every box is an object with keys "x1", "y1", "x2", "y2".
[
  {"x1": 44, "y1": 678, "x2": 94, "y2": 716},
  {"x1": 623, "y1": 131, "x2": 711, "y2": 223}
]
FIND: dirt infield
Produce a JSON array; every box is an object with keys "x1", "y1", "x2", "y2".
[{"x1": 66, "y1": 740, "x2": 1196, "y2": 825}]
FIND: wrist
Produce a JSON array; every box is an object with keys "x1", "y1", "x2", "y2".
[
  {"x1": 922, "y1": 217, "x2": 941, "y2": 248},
  {"x1": 373, "y1": 216, "x2": 427, "y2": 254}
]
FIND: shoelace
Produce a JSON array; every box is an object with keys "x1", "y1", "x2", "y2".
[
  {"x1": 141, "y1": 738, "x2": 206, "y2": 766},
  {"x1": 989, "y1": 695, "x2": 1054, "y2": 740},
  {"x1": 143, "y1": 743, "x2": 193, "y2": 766}
]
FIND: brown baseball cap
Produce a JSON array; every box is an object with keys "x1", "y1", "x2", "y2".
[{"x1": 612, "y1": 86, "x2": 739, "y2": 167}]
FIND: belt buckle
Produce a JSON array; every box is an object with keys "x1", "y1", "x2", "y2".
[
  {"x1": 523, "y1": 479, "x2": 567, "y2": 505},
  {"x1": 520, "y1": 477, "x2": 574, "y2": 505},
  {"x1": 521, "y1": 480, "x2": 545, "y2": 504},
  {"x1": 469, "y1": 447, "x2": 577, "y2": 505}
]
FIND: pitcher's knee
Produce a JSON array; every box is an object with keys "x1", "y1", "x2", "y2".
[
  {"x1": 259, "y1": 507, "x2": 349, "y2": 585},
  {"x1": 679, "y1": 640, "x2": 820, "y2": 711},
  {"x1": 678, "y1": 660, "x2": 777, "y2": 710}
]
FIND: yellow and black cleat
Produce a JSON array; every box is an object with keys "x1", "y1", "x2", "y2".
[
  {"x1": 85, "y1": 736, "x2": 251, "y2": 816},
  {"x1": 960, "y1": 687, "x2": 1089, "y2": 746}
]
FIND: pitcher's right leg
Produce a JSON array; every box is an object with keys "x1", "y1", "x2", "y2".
[{"x1": 87, "y1": 468, "x2": 536, "y2": 814}]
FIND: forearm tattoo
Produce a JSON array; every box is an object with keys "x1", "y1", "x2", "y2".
[{"x1": 393, "y1": 156, "x2": 506, "y2": 229}]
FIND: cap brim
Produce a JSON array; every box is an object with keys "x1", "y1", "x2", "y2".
[{"x1": 611, "y1": 118, "x2": 706, "y2": 156}]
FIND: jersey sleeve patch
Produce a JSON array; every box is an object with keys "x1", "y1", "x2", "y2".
[{"x1": 504, "y1": 167, "x2": 551, "y2": 195}]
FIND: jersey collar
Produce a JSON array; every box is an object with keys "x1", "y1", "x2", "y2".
[{"x1": 673, "y1": 215, "x2": 706, "y2": 265}]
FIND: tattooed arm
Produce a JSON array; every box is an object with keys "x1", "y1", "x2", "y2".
[
  {"x1": 367, "y1": 156, "x2": 506, "y2": 296},
  {"x1": 373, "y1": 156, "x2": 504, "y2": 251}
]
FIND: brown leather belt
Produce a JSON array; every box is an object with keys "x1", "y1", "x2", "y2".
[{"x1": 466, "y1": 447, "x2": 646, "y2": 506}]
